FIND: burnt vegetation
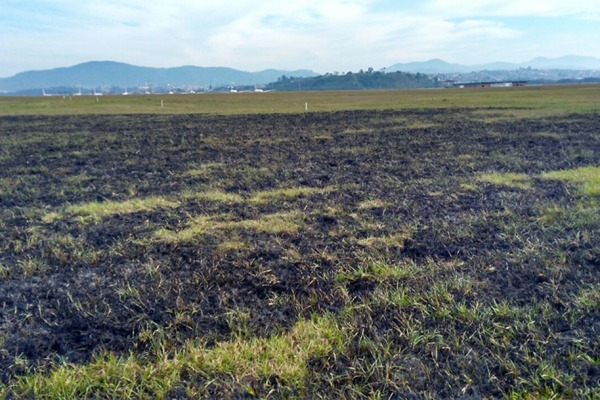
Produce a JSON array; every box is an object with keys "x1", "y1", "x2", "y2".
[{"x1": 0, "y1": 109, "x2": 599, "y2": 398}]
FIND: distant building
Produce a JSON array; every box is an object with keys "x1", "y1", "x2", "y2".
[{"x1": 452, "y1": 81, "x2": 527, "y2": 88}]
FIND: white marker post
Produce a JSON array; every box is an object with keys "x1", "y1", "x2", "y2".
[
  {"x1": 161, "y1": 100, "x2": 164, "y2": 108},
  {"x1": 305, "y1": 102, "x2": 308, "y2": 112}
]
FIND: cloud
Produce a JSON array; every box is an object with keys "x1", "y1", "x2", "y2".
[
  {"x1": 427, "y1": 0, "x2": 600, "y2": 17},
  {"x1": 199, "y1": 0, "x2": 379, "y2": 70},
  {"x1": 199, "y1": 1, "x2": 522, "y2": 71},
  {"x1": 0, "y1": 0, "x2": 599, "y2": 76}
]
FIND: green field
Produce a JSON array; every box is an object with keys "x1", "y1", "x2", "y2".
[
  {"x1": 1, "y1": 86, "x2": 599, "y2": 398},
  {"x1": 1, "y1": 84, "x2": 600, "y2": 115}
]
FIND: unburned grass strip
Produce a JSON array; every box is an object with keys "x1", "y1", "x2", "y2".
[
  {"x1": 182, "y1": 162, "x2": 225, "y2": 178},
  {"x1": 479, "y1": 172, "x2": 531, "y2": 189},
  {"x1": 335, "y1": 259, "x2": 419, "y2": 284},
  {"x1": 357, "y1": 199, "x2": 389, "y2": 210},
  {"x1": 540, "y1": 166, "x2": 600, "y2": 197},
  {"x1": 227, "y1": 211, "x2": 304, "y2": 234},
  {"x1": 42, "y1": 196, "x2": 181, "y2": 223},
  {"x1": 8, "y1": 315, "x2": 343, "y2": 399},
  {"x1": 249, "y1": 186, "x2": 335, "y2": 204},
  {"x1": 180, "y1": 189, "x2": 243, "y2": 204},
  {"x1": 357, "y1": 234, "x2": 409, "y2": 249},
  {"x1": 154, "y1": 211, "x2": 305, "y2": 243},
  {"x1": 538, "y1": 166, "x2": 600, "y2": 230}
]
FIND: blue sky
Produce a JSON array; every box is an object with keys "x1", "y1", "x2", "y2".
[{"x1": 1, "y1": 0, "x2": 599, "y2": 77}]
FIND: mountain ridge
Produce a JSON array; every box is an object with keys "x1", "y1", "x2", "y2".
[
  {"x1": 0, "y1": 61, "x2": 317, "y2": 93},
  {"x1": 387, "y1": 55, "x2": 600, "y2": 74}
]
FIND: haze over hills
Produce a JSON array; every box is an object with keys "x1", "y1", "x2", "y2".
[
  {"x1": 2, "y1": 55, "x2": 600, "y2": 94},
  {"x1": 0, "y1": 61, "x2": 317, "y2": 94},
  {"x1": 387, "y1": 55, "x2": 600, "y2": 74}
]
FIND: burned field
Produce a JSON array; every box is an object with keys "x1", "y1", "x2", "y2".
[{"x1": 0, "y1": 109, "x2": 599, "y2": 398}]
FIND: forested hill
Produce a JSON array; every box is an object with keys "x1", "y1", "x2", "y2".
[
  {"x1": 265, "y1": 70, "x2": 438, "y2": 91},
  {"x1": 0, "y1": 61, "x2": 317, "y2": 93}
]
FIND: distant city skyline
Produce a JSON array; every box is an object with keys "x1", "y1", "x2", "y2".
[{"x1": 2, "y1": 0, "x2": 600, "y2": 77}]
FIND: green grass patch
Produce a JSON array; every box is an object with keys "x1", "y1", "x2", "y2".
[
  {"x1": 540, "y1": 166, "x2": 600, "y2": 197},
  {"x1": 181, "y1": 189, "x2": 243, "y2": 204},
  {"x1": 182, "y1": 162, "x2": 224, "y2": 178},
  {"x1": 216, "y1": 239, "x2": 249, "y2": 253},
  {"x1": 8, "y1": 315, "x2": 343, "y2": 399},
  {"x1": 43, "y1": 196, "x2": 180, "y2": 223},
  {"x1": 190, "y1": 314, "x2": 343, "y2": 389},
  {"x1": 154, "y1": 211, "x2": 304, "y2": 243},
  {"x1": 42, "y1": 233, "x2": 102, "y2": 267},
  {"x1": 336, "y1": 259, "x2": 418, "y2": 284},
  {"x1": 310, "y1": 134, "x2": 333, "y2": 141},
  {"x1": 479, "y1": 172, "x2": 531, "y2": 189},
  {"x1": 64, "y1": 172, "x2": 93, "y2": 185},
  {"x1": 538, "y1": 202, "x2": 600, "y2": 230},
  {"x1": 470, "y1": 108, "x2": 569, "y2": 121},
  {"x1": 537, "y1": 166, "x2": 600, "y2": 230},
  {"x1": 357, "y1": 229, "x2": 413, "y2": 250},
  {"x1": 357, "y1": 199, "x2": 389, "y2": 209},
  {"x1": 405, "y1": 121, "x2": 440, "y2": 129},
  {"x1": 228, "y1": 211, "x2": 304, "y2": 234},
  {"x1": 340, "y1": 127, "x2": 374, "y2": 135},
  {"x1": 531, "y1": 132, "x2": 563, "y2": 140},
  {"x1": 574, "y1": 285, "x2": 600, "y2": 311},
  {"x1": 153, "y1": 215, "x2": 222, "y2": 243},
  {"x1": 250, "y1": 186, "x2": 335, "y2": 204}
]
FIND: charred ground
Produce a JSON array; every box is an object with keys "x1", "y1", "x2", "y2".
[{"x1": 0, "y1": 109, "x2": 599, "y2": 398}]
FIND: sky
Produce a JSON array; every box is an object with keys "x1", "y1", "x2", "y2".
[{"x1": 2, "y1": 0, "x2": 600, "y2": 77}]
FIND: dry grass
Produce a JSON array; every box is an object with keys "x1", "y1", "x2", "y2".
[{"x1": 2, "y1": 85, "x2": 599, "y2": 116}]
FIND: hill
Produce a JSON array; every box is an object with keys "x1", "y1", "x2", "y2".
[
  {"x1": 0, "y1": 61, "x2": 317, "y2": 94},
  {"x1": 265, "y1": 70, "x2": 437, "y2": 91}
]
